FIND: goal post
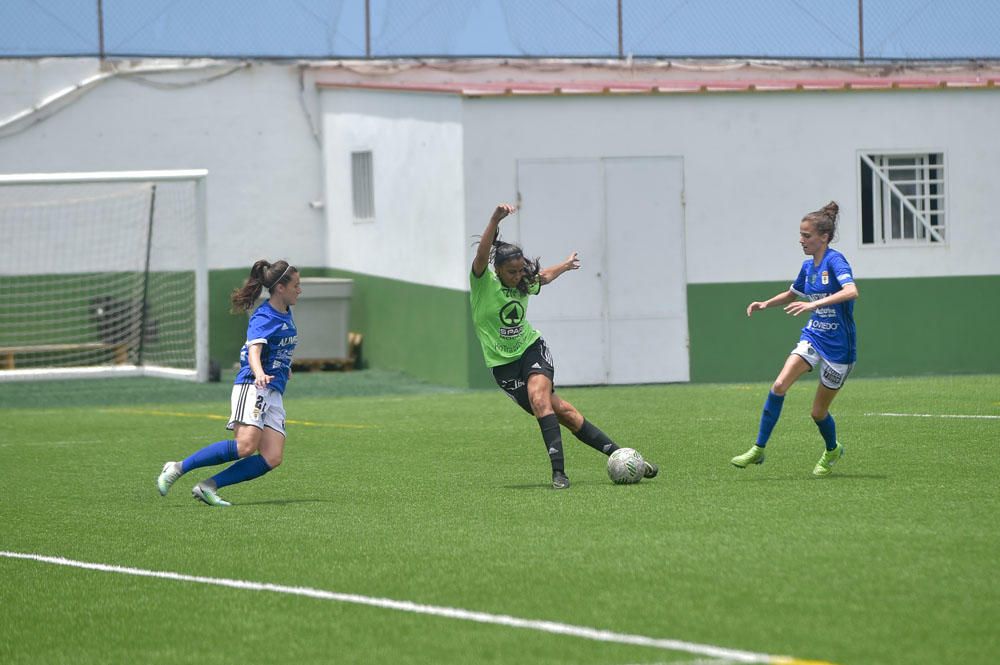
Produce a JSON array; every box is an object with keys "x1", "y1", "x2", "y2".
[{"x1": 0, "y1": 169, "x2": 209, "y2": 382}]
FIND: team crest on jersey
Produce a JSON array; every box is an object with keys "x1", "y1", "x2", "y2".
[{"x1": 821, "y1": 270, "x2": 829, "y2": 285}]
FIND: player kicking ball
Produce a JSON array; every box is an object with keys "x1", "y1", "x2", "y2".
[{"x1": 470, "y1": 203, "x2": 659, "y2": 489}]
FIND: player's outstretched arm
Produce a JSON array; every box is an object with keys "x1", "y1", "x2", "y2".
[
  {"x1": 784, "y1": 282, "x2": 859, "y2": 316},
  {"x1": 472, "y1": 204, "x2": 516, "y2": 277},
  {"x1": 539, "y1": 252, "x2": 580, "y2": 285},
  {"x1": 747, "y1": 289, "x2": 797, "y2": 317}
]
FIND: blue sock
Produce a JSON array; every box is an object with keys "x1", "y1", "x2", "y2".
[
  {"x1": 755, "y1": 391, "x2": 785, "y2": 447},
  {"x1": 210, "y1": 455, "x2": 272, "y2": 490},
  {"x1": 181, "y1": 439, "x2": 238, "y2": 473},
  {"x1": 815, "y1": 413, "x2": 838, "y2": 451}
]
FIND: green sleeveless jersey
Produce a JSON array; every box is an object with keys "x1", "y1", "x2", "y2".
[{"x1": 470, "y1": 268, "x2": 541, "y2": 367}]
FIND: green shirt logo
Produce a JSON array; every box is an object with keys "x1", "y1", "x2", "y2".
[{"x1": 499, "y1": 300, "x2": 525, "y2": 337}]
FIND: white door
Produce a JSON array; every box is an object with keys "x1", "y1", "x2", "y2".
[
  {"x1": 516, "y1": 159, "x2": 608, "y2": 385},
  {"x1": 516, "y1": 157, "x2": 689, "y2": 385},
  {"x1": 604, "y1": 157, "x2": 689, "y2": 383}
]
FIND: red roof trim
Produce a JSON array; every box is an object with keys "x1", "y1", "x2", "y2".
[{"x1": 317, "y1": 77, "x2": 998, "y2": 96}]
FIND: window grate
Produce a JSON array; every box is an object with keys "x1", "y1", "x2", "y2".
[
  {"x1": 860, "y1": 152, "x2": 945, "y2": 246},
  {"x1": 351, "y1": 151, "x2": 375, "y2": 221}
]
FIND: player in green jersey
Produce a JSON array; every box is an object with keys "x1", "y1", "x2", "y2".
[{"x1": 471, "y1": 203, "x2": 659, "y2": 489}]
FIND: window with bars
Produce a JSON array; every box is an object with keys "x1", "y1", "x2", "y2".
[
  {"x1": 351, "y1": 151, "x2": 375, "y2": 221},
  {"x1": 859, "y1": 152, "x2": 945, "y2": 245}
]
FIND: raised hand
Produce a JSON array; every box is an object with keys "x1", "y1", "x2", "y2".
[{"x1": 491, "y1": 203, "x2": 517, "y2": 224}]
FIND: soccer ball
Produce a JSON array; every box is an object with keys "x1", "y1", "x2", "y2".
[{"x1": 607, "y1": 447, "x2": 645, "y2": 485}]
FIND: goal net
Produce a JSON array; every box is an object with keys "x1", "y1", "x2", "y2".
[{"x1": 0, "y1": 170, "x2": 208, "y2": 382}]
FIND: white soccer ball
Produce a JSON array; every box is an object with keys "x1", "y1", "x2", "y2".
[{"x1": 607, "y1": 447, "x2": 645, "y2": 485}]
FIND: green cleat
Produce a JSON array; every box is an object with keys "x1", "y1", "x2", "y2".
[
  {"x1": 157, "y1": 461, "x2": 183, "y2": 496},
  {"x1": 813, "y1": 442, "x2": 845, "y2": 477},
  {"x1": 192, "y1": 482, "x2": 232, "y2": 507},
  {"x1": 731, "y1": 445, "x2": 766, "y2": 468}
]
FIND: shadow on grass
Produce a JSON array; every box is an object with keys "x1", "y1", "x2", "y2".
[
  {"x1": 235, "y1": 498, "x2": 342, "y2": 506},
  {"x1": 162, "y1": 497, "x2": 339, "y2": 508},
  {"x1": 738, "y1": 473, "x2": 888, "y2": 482},
  {"x1": 503, "y1": 481, "x2": 655, "y2": 490}
]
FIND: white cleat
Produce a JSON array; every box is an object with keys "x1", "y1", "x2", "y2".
[
  {"x1": 192, "y1": 482, "x2": 232, "y2": 507},
  {"x1": 157, "y1": 462, "x2": 183, "y2": 496}
]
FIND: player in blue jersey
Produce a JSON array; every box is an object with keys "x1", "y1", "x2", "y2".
[
  {"x1": 731, "y1": 201, "x2": 859, "y2": 476},
  {"x1": 156, "y1": 259, "x2": 300, "y2": 506}
]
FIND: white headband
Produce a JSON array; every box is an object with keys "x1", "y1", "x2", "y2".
[{"x1": 268, "y1": 264, "x2": 291, "y2": 290}]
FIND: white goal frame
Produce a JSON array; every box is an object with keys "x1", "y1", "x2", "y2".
[{"x1": 0, "y1": 169, "x2": 210, "y2": 382}]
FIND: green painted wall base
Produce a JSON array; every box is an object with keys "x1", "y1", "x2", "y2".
[
  {"x1": 209, "y1": 270, "x2": 999, "y2": 387},
  {"x1": 210, "y1": 267, "x2": 492, "y2": 388},
  {"x1": 687, "y1": 275, "x2": 1000, "y2": 383},
  {"x1": 325, "y1": 269, "x2": 493, "y2": 389}
]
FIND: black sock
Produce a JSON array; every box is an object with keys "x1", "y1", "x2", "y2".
[
  {"x1": 573, "y1": 419, "x2": 619, "y2": 456},
  {"x1": 537, "y1": 414, "x2": 565, "y2": 473}
]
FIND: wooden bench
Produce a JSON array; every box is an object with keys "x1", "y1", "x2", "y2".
[{"x1": 0, "y1": 343, "x2": 129, "y2": 370}]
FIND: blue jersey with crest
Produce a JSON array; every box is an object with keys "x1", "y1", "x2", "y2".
[
  {"x1": 234, "y1": 300, "x2": 297, "y2": 394},
  {"x1": 790, "y1": 248, "x2": 857, "y2": 364}
]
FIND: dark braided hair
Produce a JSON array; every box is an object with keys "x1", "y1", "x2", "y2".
[
  {"x1": 802, "y1": 201, "x2": 840, "y2": 243},
  {"x1": 490, "y1": 227, "x2": 540, "y2": 296},
  {"x1": 230, "y1": 259, "x2": 297, "y2": 313}
]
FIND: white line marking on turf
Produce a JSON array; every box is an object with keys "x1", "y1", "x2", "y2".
[
  {"x1": 0, "y1": 551, "x2": 820, "y2": 665},
  {"x1": 864, "y1": 412, "x2": 1000, "y2": 420}
]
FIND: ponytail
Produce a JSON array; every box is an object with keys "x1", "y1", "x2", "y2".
[{"x1": 230, "y1": 259, "x2": 296, "y2": 313}]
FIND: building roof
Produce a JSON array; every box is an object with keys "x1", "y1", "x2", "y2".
[{"x1": 312, "y1": 60, "x2": 1000, "y2": 97}]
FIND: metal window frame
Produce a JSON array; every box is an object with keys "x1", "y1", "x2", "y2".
[
  {"x1": 350, "y1": 150, "x2": 375, "y2": 222},
  {"x1": 858, "y1": 150, "x2": 946, "y2": 247}
]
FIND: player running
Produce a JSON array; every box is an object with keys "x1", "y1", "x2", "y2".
[
  {"x1": 471, "y1": 203, "x2": 659, "y2": 489},
  {"x1": 156, "y1": 259, "x2": 300, "y2": 506},
  {"x1": 731, "y1": 201, "x2": 858, "y2": 476}
]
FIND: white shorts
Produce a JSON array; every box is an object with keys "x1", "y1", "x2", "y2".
[
  {"x1": 227, "y1": 383, "x2": 287, "y2": 436},
  {"x1": 791, "y1": 340, "x2": 855, "y2": 390}
]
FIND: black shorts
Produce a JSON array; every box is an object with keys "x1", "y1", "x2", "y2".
[{"x1": 491, "y1": 337, "x2": 555, "y2": 415}]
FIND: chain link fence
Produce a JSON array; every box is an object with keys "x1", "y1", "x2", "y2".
[{"x1": 2, "y1": 0, "x2": 998, "y2": 60}]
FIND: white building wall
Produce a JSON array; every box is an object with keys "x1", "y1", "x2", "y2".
[
  {"x1": 320, "y1": 88, "x2": 466, "y2": 291},
  {"x1": 462, "y1": 89, "x2": 1000, "y2": 284},
  {"x1": 0, "y1": 59, "x2": 326, "y2": 270}
]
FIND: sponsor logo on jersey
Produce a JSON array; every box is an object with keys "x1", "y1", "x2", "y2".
[
  {"x1": 498, "y1": 301, "x2": 525, "y2": 338},
  {"x1": 807, "y1": 319, "x2": 840, "y2": 331}
]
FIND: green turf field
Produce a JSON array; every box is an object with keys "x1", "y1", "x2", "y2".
[{"x1": 1, "y1": 371, "x2": 998, "y2": 665}]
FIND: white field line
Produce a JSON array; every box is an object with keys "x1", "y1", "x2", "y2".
[
  {"x1": 0, "y1": 551, "x2": 818, "y2": 665},
  {"x1": 864, "y1": 412, "x2": 1000, "y2": 420}
]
